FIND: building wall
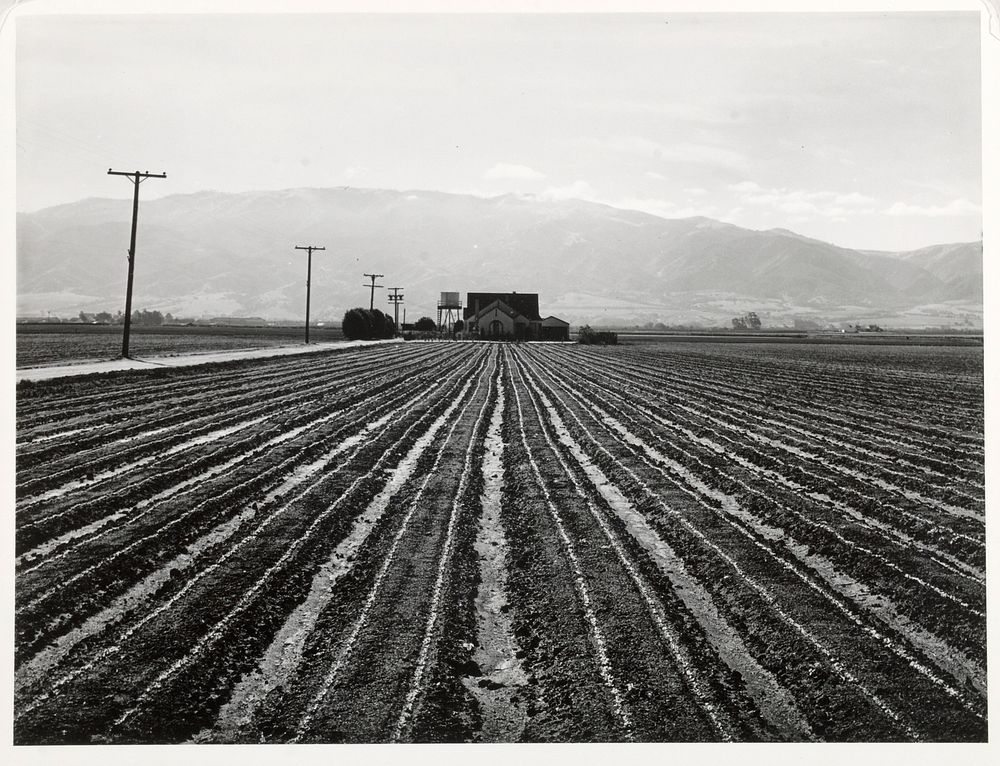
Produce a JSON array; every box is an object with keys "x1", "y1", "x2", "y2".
[
  {"x1": 539, "y1": 324, "x2": 570, "y2": 341},
  {"x1": 540, "y1": 316, "x2": 570, "y2": 341},
  {"x1": 480, "y1": 309, "x2": 517, "y2": 339}
]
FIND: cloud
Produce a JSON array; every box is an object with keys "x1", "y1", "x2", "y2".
[
  {"x1": 610, "y1": 197, "x2": 718, "y2": 220},
  {"x1": 341, "y1": 165, "x2": 368, "y2": 181},
  {"x1": 834, "y1": 192, "x2": 876, "y2": 205},
  {"x1": 595, "y1": 135, "x2": 749, "y2": 172},
  {"x1": 684, "y1": 187, "x2": 709, "y2": 196},
  {"x1": 540, "y1": 180, "x2": 598, "y2": 201},
  {"x1": 884, "y1": 198, "x2": 981, "y2": 217},
  {"x1": 484, "y1": 163, "x2": 546, "y2": 181},
  {"x1": 729, "y1": 181, "x2": 879, "y2": 220},
  {"x1": 776, "y1": 199, "x2": 819, "y2": 215},
  {"x1": 581, "y1": 99, "x2": 739, "y2": 125},
  {"x1": 645, "y1": 171, "x2": 666, "y2": 180}
]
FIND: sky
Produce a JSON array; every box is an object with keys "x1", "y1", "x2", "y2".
[{"x1": 12, "y1": 6, "x2": 986, "y2": 251}]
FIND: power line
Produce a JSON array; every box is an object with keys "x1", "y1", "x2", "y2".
[
  {"x1": 295, "y1": 245, "x2": 326, "y2": 344},
  {"x1": 363, "y1": 273, "x2": 384, "y2": 311},
  {"x1": 107, "y1": 168, "x2": 167, "y2": 358},
  {"x1": 20, "y1": 118, "x2": 115, "y2": 164}
]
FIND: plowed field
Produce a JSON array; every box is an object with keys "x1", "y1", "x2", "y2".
[
  {"x1": 14, "y1": 341, "x2": 986, "y2": 743},
  {"x1": 16, "y1": 324, "x2": 345, "y2": 368}
]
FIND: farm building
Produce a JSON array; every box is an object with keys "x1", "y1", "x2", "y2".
[
  {"x1": 463, "y1": 291, "x2": 570, "y2": 341},
  {"x1": 540, "y1": 315, "x2": 571, "y2": 341}
]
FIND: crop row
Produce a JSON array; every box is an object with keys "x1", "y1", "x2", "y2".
[
  {"x1": 510, "y1": 344, "x2": 985, "y2": 740},
  {"x1": 14, "y1": 340, "x2": 985, "y2": 743}
]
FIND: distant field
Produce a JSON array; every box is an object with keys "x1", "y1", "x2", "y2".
[
  {"x1": 15, "y1": 324, "x2": 345, "y2": 368},
  {"x1": 615, "y1": 331, "x2": 983, "y2": 346}
]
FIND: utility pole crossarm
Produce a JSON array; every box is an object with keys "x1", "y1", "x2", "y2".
[{"x1": 108, "y1": 169, "x2": 167, "y2": 179}]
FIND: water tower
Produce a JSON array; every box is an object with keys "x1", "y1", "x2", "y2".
[{"x1": 437, "y1": 291, "x2": 462, "y2": 334}]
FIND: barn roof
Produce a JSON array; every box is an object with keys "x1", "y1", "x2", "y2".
[
  {"x1": 470, "y1": 299, "x2": 523, "y2": 322},
  {"x1": 541, "y1": 315, "x2": 569, "y2": 326},
  {"x1": 465, "y1": 292, "x2": 541, "y2": 321}
]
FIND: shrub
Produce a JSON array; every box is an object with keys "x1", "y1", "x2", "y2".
[
  {"x1": 368, "y1": 309, "x2": 395, "y2": 339},
  {"x1": 384, "y1": 315, "x2": 397, "y2": 338},
  {"x1": 342, "y1": 308, "x2": 396, "y2": 340},
  {"x1": 578, "y1": 325, "x2": 618, "y2": 345},
  {"x1": 414, "y1": 316, "x2": 436, "y2": 332},
  {"x1": 342, "y1": 308, "x2": 367, "y2": 340},
  {"x1": 360, "y1": 309, "x2": 376, "y2": 339}
]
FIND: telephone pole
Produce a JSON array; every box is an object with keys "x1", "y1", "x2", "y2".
[
  {"x1": 363, "y1": 273, "x2": 384, "y2": 310},
  {"x1": 386, "y1": 287, "x2": 404, "y2": 335},
  {"x1": 107, "y1": 168, "x2": 167, "y2": 358},
  {"x1": 295, "y1": 245, "x2": 325, "y2": 343}
]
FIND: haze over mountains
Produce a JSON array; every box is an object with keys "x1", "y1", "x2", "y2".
[{"x1": 16, "y1": 187, "x2": 983, "y2": 328}]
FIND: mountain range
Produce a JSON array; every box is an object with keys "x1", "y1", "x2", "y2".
[{"x1": 16, "y1": 187, "x2": 983, "y2": 328}]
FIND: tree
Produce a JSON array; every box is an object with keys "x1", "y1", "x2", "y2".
[
  {"x1": 342, "y1": 308, "x2": 366, "y2": 340},
  {"x1": 733, "y1": 312, "x2": 761, "y2": 330},
  {"x1": 453, "y1": 319, "x2": 464, "y2": 333},
  {"x1": 131, "y1": 309, "x2": 164, "y2": 326},
  {"x1": 343, "y1": 307, "x2": 397, "y2": 340},
  {"x1": 370, "y1": 309, "x2": 391, "y2": 339},
  {"x1": 414, "y1": 316, "x2": 436, "y2": 331}
]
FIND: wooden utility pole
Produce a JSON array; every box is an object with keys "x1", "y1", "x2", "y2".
[
  {"x1": 363, "y1": 273, "x2": 384, "y2": 310},
  {"x1": 387, "y1": 287, "x2": 404, "y2": 335},
  {"x1": 295, "y1": 245, "x2": 325, "y2": 343},
  {"x1": 107, "y1": 169, "x2": 167, "y2": 358}
]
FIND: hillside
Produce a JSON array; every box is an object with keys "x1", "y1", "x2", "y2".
[{"x1": 16, "y1": 187, "x2": 983, "y2": 327}]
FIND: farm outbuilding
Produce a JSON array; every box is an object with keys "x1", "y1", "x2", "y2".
[
  {"x1": 540, "y1": 316, "x2": 570, "y2": 342},
  {"x1": 463, "y1": 292, "x2": 569, "y2": 341}
]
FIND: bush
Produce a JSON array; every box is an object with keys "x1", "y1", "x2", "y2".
[
  {"x1": 372, "y1": 310, "x2": 395, "y2": 339},
  {"x1": 342, "y1": 308, "x2": 367, "y2": 340},
  {"x1": 577, "y1": 325, "x2": 618, "y2": 345},
  {"x1": 414, "y1": 316, "x2": 436, "y2": 332},
  {"x1": 342, "y1": 307, "x2": 397, "y2": 340},
  {"x1": 360, "y1": 309, "x2": 376, "y2": 339}
]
